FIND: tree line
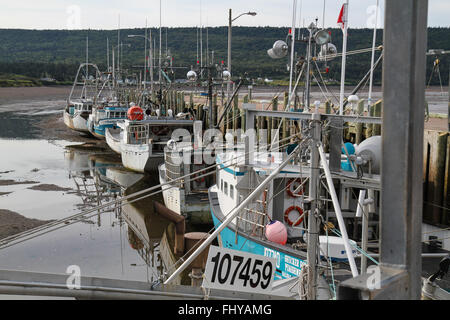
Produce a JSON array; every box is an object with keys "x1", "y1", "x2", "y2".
[{"x1": 0, "y1": 27, "x2": 448, "y2": 85}]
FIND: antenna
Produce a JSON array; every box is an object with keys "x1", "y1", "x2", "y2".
[
  {"x1": 322, "y1": 0, "x2": 326, "y2": 29},
  {"x1": 117, "y1": 14, "x2": 120, "y2": 77},
  {"x1": 107, "y1": 37, "x2": 110, "y2": 72},
  {"x1": 86, "y1": 35, "x2": 89, "y2": 79}
]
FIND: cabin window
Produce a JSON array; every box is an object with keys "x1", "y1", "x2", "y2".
[
  {"x1": 230, "y1": 185, "x2": 234, "y2": 199},
  {"x1": 221, "y1": 179, "x2": 223, "y2": 192},
  {"x1": 224, "y1": 182, "x2": 228, "y2": 196}
]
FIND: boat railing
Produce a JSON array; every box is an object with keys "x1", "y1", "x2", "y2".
[
  {"x1": 127, "y1": 124, "x2": 149, "y2": 145},
  {"x1": 164, "y1": 148, "x2": 209, "y2": 192},
  {"x1": 236, "y1": 189, "x2": 268, "y2": 239}
]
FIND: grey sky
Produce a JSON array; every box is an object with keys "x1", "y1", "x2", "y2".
[{"x1": 0, "y1": 0, "x2": 448, "y2": 30}]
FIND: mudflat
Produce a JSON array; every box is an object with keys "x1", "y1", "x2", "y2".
[
  {"x1": 0, "y1": 86, "x2": 71, "y2": 105},
  {"x1": 0, "y1": 209, "x2": 51, "y2": 239}
]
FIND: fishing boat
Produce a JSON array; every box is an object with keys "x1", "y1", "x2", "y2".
[
  {"x1": 158, "y1": 127, "x2": 213, "y2": 225},
  {"x1": 88, "y1": 100, "x2": 129, "y2": 139},
  {"x1": 117, "y1": 111, "x2": 196, "y2": 173},
  {"x1": 63, "y1": 63, "x2": 102, "y2": 134},
  {"x1": 170, "y1": 15, "x2": 387, "y2": 292},
  {"x1": 105, "y1": 126, "x2": 123, "y2": 154},
  {"x1": 63, "y1": 99, "x2": 94, "y2": 133},
  {"x1": 208, "y1": 134, "x2": 380, "y2": 280}
]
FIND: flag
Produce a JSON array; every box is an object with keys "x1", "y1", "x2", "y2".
[{"x1": 337, "y1": 3, "x2": 348, "y2": 32}]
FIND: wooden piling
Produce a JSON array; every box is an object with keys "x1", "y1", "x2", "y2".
[
  {"x1": 282, "y1": 92, "x2": 289, "y2": 140},
  {"x1": 372, "y1": 100, "x2": 382, "y2": 136},
  {"x1": 423, "y1": 130, "x2": 449, "y2": 226},
  {"x1": 233, "y1": 95, "x2": 238, "y2": 132},
  {"x1": 355, "y1": 99, "x2": 365, "y2": 144}
]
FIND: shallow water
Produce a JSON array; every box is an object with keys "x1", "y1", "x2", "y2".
[{"x1": 0, "y1": 107, "x2": 171, "y2": 284}]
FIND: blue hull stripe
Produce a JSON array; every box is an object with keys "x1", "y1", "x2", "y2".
[{"x1": 211, "y1": 209, "x2": 306, "y2": 281}]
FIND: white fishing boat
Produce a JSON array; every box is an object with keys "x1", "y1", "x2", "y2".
[
  {"x1": 105, "y1": 126, "x2": 123, "y2": 154},
  {"x1": 63, "y1": 63, "x2": 102, "y2": 134},
  {"x1": 63, "y1": 99, "x2": 94, "y2": 133},
  {"x1": 158, "y1": 136, "x2": 213, "y2": 225},
  {"x1": 117, "y1": 113, "x2": 195, "y2": 173}
]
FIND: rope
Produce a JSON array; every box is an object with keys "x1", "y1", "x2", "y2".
[{"x1": 298, "y1": 264, "x2": 310, "y2": 300}]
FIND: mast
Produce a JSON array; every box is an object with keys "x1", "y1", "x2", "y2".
[
  {"x1": 305, "y1": 25, "x2": 313, "y2": 111},
  {"x1": 117, "y1": 14, "x2": 120, "y2": 80},
  {"x1": 338, "y1": 1, "x2": 349, "y2": 115},
  {"x1": 107, "y1": 37, "x2": 110, "y2": 72},
  {"x1": 159, "y1": 0, "x2": 162, "y2": 111},
  {"x1": 368, "y1": 0, "x2": 379, "y2": 109},
  {"x1": 288, "y1": 0, "x2": 297, "y2": 101},
  {"x1": 196, "y1": 26, "x2": 199, "y2": 64},
  {"x1": 86, "y1": 35, "x2": 89, "y2": 81},
  {"x1": 149, "y1": 30, "x2": 154, "y2": 95},
  {"x1": 200, "y1": 0, "x2": 203, "y2": 68},
  {"x1": 144, "y1": 19, "x2": 148, "y2": 90}
]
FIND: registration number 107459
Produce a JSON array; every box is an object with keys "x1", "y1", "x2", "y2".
[{"x1": 202, "y1": 246, "x2": 276, "y2": 294}]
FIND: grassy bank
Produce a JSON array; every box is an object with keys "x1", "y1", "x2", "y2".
[{"x1": 0, "y1": 73, "x2": 71, "y2": 87}]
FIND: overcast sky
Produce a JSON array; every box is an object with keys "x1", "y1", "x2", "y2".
[{"x1": 0, "y1": 0, "x2": 449, "y2": 30}]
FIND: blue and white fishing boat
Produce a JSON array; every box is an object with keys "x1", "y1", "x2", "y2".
[{"x1": 88, "y1": 100, "x2": 129, "y2": 139}]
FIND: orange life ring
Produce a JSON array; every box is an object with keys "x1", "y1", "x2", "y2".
[
  {"x1": 286, "y1": 178, "x2": 304, "y2": 198},
  {"x1": 284, "y1": 206, "x2": 304, "y2": 226}
]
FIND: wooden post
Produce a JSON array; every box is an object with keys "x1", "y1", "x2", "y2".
[
  {"x1": 181, "y1": 91, "x2": 186, "y2": 112},
  {"x1": 213, "y1": 93, "x2": 217, "y2": 128},
  {"x1": 190, "y1": 92, "x2": 194, "y2": 108},
  {"x1": 323, "y1": 100, "x2": 331, "y2": 152},
  {"x1": 283, "y1": 92, "x2": 288, "y2": 140},
  {"x1": 373, "y1": 100, "x2": 382, "y2": 136},
  {"x1": 356, "y1": 99, "x2": 365, "y2": 144},
  {"x1": 367, "y1": 104, "x2": 375, "y2": 137},
  {"x1": 233, "y1": 95, "x2": 238, "y2": 132},
  {"x1": 448, "y1": 67, "x2": 450, "y2": 131},
  {"x1": 423, "y1": 131, "x2": 449, "y2": 225},
  {"x1": 272, "y1": 96, "x2": 279, "y2": 144},
  {"x1": 443, "y1": 137, "x2": 450, "y2": 226}
]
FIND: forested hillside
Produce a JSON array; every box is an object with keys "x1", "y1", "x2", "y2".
[{"x1": 0, "y1": 27, "x2": 449, "y2": 86}]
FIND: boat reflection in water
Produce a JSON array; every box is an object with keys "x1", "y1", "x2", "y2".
[{"x1": 64, "y1": 146, "x2": 198, "y2": 285}]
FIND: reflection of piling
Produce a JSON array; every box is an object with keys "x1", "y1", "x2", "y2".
[
  {"x1": 152, "y1": 201, "x2": 185, "y2": 255},
  {"x1": 184, "y1": 232, "x2": 210, "y2": 287},
  {"x1": 153, "y1": 202, "x2": 211, "y2": 287}
]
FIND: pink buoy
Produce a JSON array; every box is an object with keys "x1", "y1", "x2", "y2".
[{"x1": 265, "y1": 220, "x2": 287, "y2": 245}]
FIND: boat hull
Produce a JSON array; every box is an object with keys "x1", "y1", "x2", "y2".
[
  {"x1": 208, "y1": 186, "x2": 307, "y2": 281},
  {"x1": 121, "y1": 143, "x2": 163, "y2": 172},
  {"x1": 158, "y1": 164, "x2": 212, "y2": 224},
  {"x1": 105, "y1": 128, "x2": 122, "y2": 154},
  {"x1": 63, "y1": 110, "x2": 90, "y2": 133}
]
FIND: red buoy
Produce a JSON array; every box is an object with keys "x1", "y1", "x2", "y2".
[
  {"x1": 127, "y1": 106, "x2": 144, "y2": 121},
  {"x1": 265, "y1": 221, "x2": 287, "y2": 245}
]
